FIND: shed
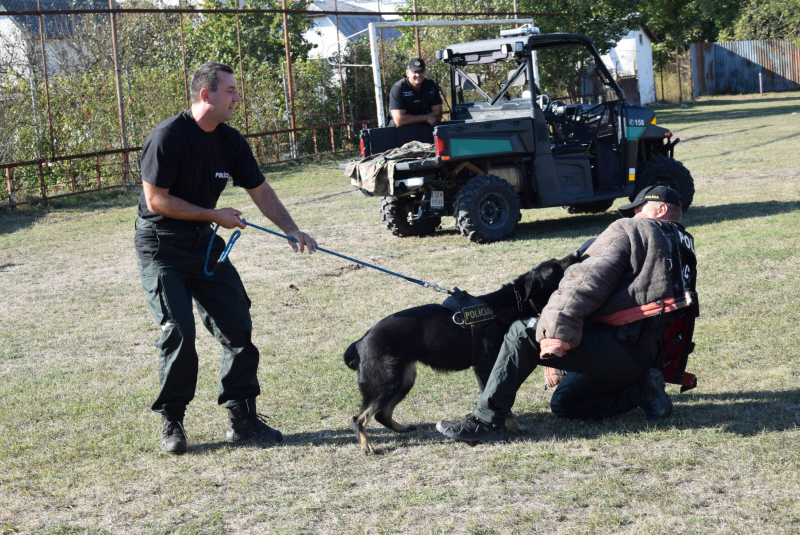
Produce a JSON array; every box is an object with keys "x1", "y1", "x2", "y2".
[
  {"x1": 304, "y1": 0, "x2": 400, "y2": 61},
  {"x1": 600, "y1": 25, "x2": 659, "y2": 105}
]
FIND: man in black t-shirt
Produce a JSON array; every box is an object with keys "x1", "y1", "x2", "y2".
[
  {"x1": 387, "y1": 57, "x2": 443, "y2": 127},
  {"x1": 134, "y1": 61, "x2": 317, "y2": 454}
]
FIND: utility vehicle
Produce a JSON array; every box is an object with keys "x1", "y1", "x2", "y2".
[{"x1": 346, "y1": 27, "x2": 694, "y2": 243}]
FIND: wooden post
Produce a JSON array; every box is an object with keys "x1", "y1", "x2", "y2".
[
  {"x1": 676, "y1": 47, "x2": 682, "y2": 103},
  {"x1": 95, "y1": 155, "x2": 102, "y2": 189},
  {"x1": 313, "y1": 128, "x2": 318, "y2": 155},
  {"x1": 6, "y1": 167, "x2": 16, "y2": 208},
  {"x1": 688, "y1": 47, "x2": 694, "y2": 100},
  {"x1": 67, "y1": 159, "x2": 75, "y2": 193},
  {"x1": 330, "y1": 126, "x2": 335, "y2": 152},
  {"x1": 659, "y1": 50, "x2": 665, "y2": 102},
  {"x1": 39, "y1": 162, "x2": 47, "y2": 199}
]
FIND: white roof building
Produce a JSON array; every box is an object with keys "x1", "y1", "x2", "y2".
[
  {"x1": 600, "y1": 25, "x2": 659, "y2": 105},
  {"x1": 304, "y1": 0, "x2": 401, "y2": 61}
]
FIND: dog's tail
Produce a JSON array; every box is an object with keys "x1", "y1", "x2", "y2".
[{"x1": 343, "y1": 340, "x2": 361, "y2": 371}]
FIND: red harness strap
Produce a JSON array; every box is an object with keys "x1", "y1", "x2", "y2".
[
  {"x1": 593, "y1": 296, "x2": 688, "y2": 326},
  {"x1": 594, "y1": 297, "x2": 698, "y2": 392}
]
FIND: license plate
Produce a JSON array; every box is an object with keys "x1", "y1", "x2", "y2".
[{"x1": 431, "y1": 190, "x2": 444, "y2": 208}]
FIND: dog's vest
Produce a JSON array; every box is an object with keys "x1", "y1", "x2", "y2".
[
  {"x1": 443, "y1": 288, "x2": 494, "y2": 327},
  {"x1": 443, "y1": 288, "x2": 495, "y2": 367}
]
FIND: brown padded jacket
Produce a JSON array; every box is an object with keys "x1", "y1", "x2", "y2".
[{"x1": 536, "y1": 217, "x2": 683, "y2": 348}]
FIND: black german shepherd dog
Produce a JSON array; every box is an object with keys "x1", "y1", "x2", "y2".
[{"x1": 343, "y1": 251, "x2": 581, "y2": 453}]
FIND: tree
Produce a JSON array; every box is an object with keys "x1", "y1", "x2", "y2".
[
  {"x1": 640, "y1": 0, "x2": 748, "y2": 48},
  {"x1": 183, "y1": 0, "x2": 314, "y2": 70},
  {"x1": 728, "y1": 0, "x2": 800, "y2": 43}
]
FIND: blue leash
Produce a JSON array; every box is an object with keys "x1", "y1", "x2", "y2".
[{"x1": 203, "y1": 220, "x2": 452, "y2": 294}]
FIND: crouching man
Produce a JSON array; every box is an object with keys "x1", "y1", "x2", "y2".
[
  {"x1": 134, "y1": 61, "x2": 317, "y2": 454},
  {"x1": 437, "y1": 186, "x2": 698, "y2": 443}
]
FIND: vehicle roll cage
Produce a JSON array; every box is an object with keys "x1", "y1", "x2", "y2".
[{"x1": 436, "y1": 33, "x2": 625, "y2": 106}]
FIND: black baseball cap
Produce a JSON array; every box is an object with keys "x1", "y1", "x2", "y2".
[
  {"x1": 618, "y1": 185, "x2": 682, "y2": 217},
  {"x1": 408, "y1": 57, "x2": 426, "y2": 72}
]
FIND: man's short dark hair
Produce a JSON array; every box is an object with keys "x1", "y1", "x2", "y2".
[{"x1": 190, "y1": 62, "x2": 235, "y2": 103}]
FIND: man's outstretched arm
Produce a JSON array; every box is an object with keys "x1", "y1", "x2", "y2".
[{"x1": 246, "y1": 182, "x2": 317, "y2": 253}]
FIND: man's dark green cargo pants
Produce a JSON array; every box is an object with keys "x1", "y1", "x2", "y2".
[
  {"x1": 473, "y1": 318, "x2": 654, "y2": 423},
  {"x1": 134, "y1": 217, "x2": 260, "y2": 412}
]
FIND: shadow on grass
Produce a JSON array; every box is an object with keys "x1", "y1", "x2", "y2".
[
  {"x1": 509, "y1": 200, "x2": 798, "y2": 245},
  {"x1": 509, "y1": 388, "x2": 800, "y2": 442},
  {"x1": 187, "y1": 428, "x2": 358, "y2": 454},
  {"x1": 180, "y1": 387, "x2": 799, "y2": 453},
  {"x1": 0, "y1": 188, "x2": 140, "y2": 236},
  {"x1": 681, "y1": 123, "x2": 770, "y2": 142},
  {"x1": 660, "y1": 101, "x2": 800, "y2": 124}
]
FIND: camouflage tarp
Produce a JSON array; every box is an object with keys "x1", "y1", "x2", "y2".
[{"x1": 345, "y1": 141, "x2": 435, "y2": 196}]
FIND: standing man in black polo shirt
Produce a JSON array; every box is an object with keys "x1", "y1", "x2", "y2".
[
  {"x1": 134, "y1": 61, "x2": 317, "y2": 454},
  {"x1": 387, "y1": 57, "x2": 443, "y2": 127}
]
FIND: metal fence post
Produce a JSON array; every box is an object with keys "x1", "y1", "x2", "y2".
[
  {"x1": 412, "y1": 0, "x2": 420, "y2": 57},
  {"x1": 334, "y1": 0, "x2": 347, "y2": 125},
  {"x1": 109, "y1": 0, "x2": 130, "y2": 186},
  {"x1": 36, "y1": 0, "x2": 56, "y2": 161},
  {"x1": 281, "y1": 0, "x2": 298, "y2": 157},
  {"x1": 178, "y1": 0, "x2": 190, "y2": 109},
  {"x1": 235, "y1": 10, "x2": 250, "y2": 133}
]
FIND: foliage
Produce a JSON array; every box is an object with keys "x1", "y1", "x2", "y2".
[
  {"x1": 726, "y1": 0, "x2": 800, "y2": 44},
  {"x1": 183, "y1": 0, "x2": 314, "y2": 70},
  {"x1": 639, "y1": 0, "x2": 746, "y2": 48}
]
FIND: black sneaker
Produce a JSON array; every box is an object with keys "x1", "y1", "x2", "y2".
[
  {"x1": 639, "y1": 368, "x2": 673, "y2": 421},
  {"x1": 226, "y1": 397, "x2": 283, "y2": 445},
  {"x1": 160, "y1": 403, "x2": 188, "y2": 454},
  {"x1": 436, "y1": 414, "x2": 507, "y2": 443}
]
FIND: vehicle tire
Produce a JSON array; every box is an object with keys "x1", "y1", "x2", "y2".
[
  {"x1": 633, "y1": 157, "x2": 695, "y2": 211},
  {"x1": 380, "y1": 196, "x2": 440, "y2": 237},
  {"x1": 454, "y1": 175, "x2": 522, "y2": 244},
  {"x1": 565, "y1": 199, "x2": 614, "y2": 214}
]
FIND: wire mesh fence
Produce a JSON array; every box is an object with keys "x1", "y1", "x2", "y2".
[
  {"x1": 652, "y1": 46, "x2": 693, "y2": 104},
  {"x1": 0, "y1": 1, "x2": 565, "y2": 208}
]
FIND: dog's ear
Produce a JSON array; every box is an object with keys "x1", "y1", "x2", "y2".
[
  {"x1": 523, "y1": 270, "x2": 545, "y2": 301},
  {"x1": 562, "y1": 250, "x2": 582, "y2": 268}
]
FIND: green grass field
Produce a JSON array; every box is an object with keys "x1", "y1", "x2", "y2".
[{"x1": 1, "y1": 92, "x2": 799, "y2": 534}]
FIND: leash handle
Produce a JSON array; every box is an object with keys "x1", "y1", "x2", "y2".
[{"x1": 203, "y1": 225, "x2": 241, "y2": 276}]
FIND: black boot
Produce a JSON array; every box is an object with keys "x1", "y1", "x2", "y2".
[
  {"x1": 160, "y1": 403, "x2": 188, "y2": 454},
  {"x1": 436, "y1": 414, "x2": 507, "y2": 444},
  {"x1": 226, "y1": 398, "x2": 283, "y2": 445}
]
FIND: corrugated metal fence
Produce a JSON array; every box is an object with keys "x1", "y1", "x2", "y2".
[{"x1": 691, "y1": 39, "x2": 800, "y2": 97}]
